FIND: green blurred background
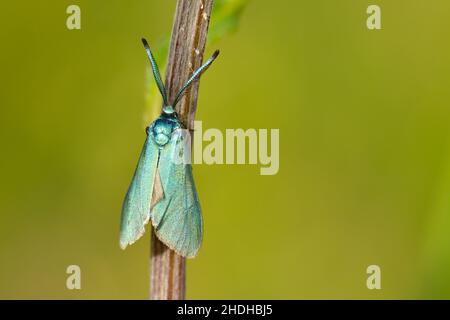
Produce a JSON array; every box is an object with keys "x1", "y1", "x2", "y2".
[{"x1": 1, "y1": 0, "x2": 450, "y2": 299}]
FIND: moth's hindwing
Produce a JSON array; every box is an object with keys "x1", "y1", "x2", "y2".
[
  {"x1": 120, "y1": 135, "x2": 159, "y2": 249},
  {"x1": 150, "y1": 129, "x2": 203, "y2": 258}
]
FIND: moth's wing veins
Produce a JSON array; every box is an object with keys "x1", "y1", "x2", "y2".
[
  {"x1": 150, "y1": 129, "x2": 203, "y2": 258},
  {"x1": 120, "y1": 136, "x2": 159, "y2": 249}
]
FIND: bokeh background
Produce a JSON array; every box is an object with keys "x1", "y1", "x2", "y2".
[{"x1": 1, "y1": 0, "x2": 450, "y2": 299}]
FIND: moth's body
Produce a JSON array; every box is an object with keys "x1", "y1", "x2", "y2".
[
  {"x1": 120, "y1": 110, "x2": 202, "y2": 257},
  {"x1": 119, "y1": 39, "x2": 219, "y2": 258}
]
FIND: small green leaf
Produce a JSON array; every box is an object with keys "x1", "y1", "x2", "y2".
[{"x1": 208, "y1": 0, "x2": 249, "y2": 45}]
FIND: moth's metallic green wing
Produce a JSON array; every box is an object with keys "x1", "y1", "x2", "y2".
[
  {"x1": 120, "y1": 136, "x2": 159, "y2": 249},
  {"x1": 151, "y1": 129, "x2": 203, "y2": 258}
]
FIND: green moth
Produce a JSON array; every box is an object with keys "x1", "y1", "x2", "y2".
[{"x1": 119, "y1": 38, "x2": 219, "y2": 258}]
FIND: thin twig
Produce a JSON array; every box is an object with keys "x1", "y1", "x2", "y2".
[{"x1": 150, "y1": 0, "x2": 214, "y2": 300}]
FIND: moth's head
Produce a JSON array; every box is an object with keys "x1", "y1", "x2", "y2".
[{"x1": 162, "y1": 105, "x2": 175, "y2": 116}]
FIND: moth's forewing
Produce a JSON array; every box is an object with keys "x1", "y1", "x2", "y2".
[
  {"x1": 120, "y1": 135, "x2": 159, "y2": 249},
  {"x1": 150, "y1": 128, "x2": 203, "y2": 258}
]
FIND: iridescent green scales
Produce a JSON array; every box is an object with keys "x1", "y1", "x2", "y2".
[{"x1": 119, "y1": 38, "x2": 219, "y2": 258}]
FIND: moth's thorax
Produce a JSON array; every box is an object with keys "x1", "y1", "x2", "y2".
[{"x1": 148, "y1": 115, "x2": 180, "y2": 147}]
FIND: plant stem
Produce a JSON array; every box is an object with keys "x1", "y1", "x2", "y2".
[{"x1": 149, "y1": 0, "x2": 214, "y2": 300}]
